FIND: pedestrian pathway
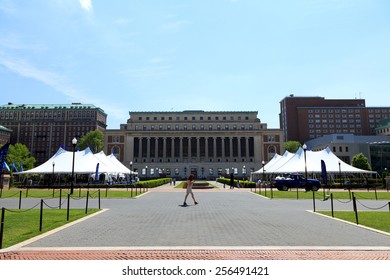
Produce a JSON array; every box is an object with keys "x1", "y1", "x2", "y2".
[{"x1": 1, "y1": 182, "x2": 390, "y2": 260}]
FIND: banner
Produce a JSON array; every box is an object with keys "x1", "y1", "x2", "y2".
[
  {"x1": 3, "y1": 162, "x2": 10, "y2": 171},
  {"x1": 0, "y1": 143, "x2": 10, "y2": 168},
  {"x1": 95, "y1": 163, "x2": 99, "y2": 181},
  {"x1": 321, "y1": 160, "x2": 328, "y2": 185},
  {"x1": 12, "y1": 161, "x2": 18, "y2": 172}
]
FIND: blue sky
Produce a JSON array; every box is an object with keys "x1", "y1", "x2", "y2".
[{"x1": 1, "y1": 0, "x2": 389, "y2": 129}]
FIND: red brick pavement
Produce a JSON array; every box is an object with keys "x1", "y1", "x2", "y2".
[{"x1": 1, "y1": 249, "x2": 390, "y2": 260}]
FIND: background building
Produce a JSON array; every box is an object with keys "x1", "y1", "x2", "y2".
[
  {"x1": 105, "y1": 110, "x2": 283, "y2": 180},
  {"x1": 0, "y1": 103, "x2": 107, "y2": 164},
  {"x1": 0, "y1": 125, "x2": 12, "y2": 146},
  {"x1": 305, "y1": 134, "x2": 390, "y2": 173},
  {"x1": 376, "y1": 118, "x2": 390, "y2": 136},
  {"x1": 280, "y1": 95, "x2": 390, "y2": 143}
]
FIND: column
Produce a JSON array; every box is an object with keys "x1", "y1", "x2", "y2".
[
  {"x1": 197, "y1": 137, "x2": 200, "y2": 161},
  {"x1": 180, "y1": 137, "x2": 183, "y2": 160},
  {"x1": 230, "y1": 137, "x2": 233, "y2": 160},
  {"x1": 155, "y1": 137, "x2": 158, "y2": 159},
  {"x1": 205, "y1": 137, "x2": 209, "y2": 160},
  {"x1": 213, "y1": 137, "x2": 217, "y2": 160},
  {"x1": 163, "y1": 137, "x2": 167, "y2": 158},
  {"x1": 246, "y1": 137, "x2": 250, "y2": 159},
  {"x1": 146, "y1": 137, "x2": 150, "y2": 159}
]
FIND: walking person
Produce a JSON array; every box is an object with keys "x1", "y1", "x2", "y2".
[{"x1": 183, "y1": 174, "x2": 198, "y2": 206}]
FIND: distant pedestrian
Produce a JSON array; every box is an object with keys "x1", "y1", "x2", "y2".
[
  {"x1": 183, "y1": 174, "x2": 198, "y2": 206},
  {"x1": 173, "y1": 178, "x2": 176, "y2": 186},
  {"x1": 230, "y1": 173, "x2": 234, "y2": 189}
]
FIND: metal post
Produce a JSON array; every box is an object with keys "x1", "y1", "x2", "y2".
[
  {"x1": 0, "y1": 207, "x2": 5, "y2": 249},
  {"x1": 312, "y1": 190, "x2": 316, "y2": 212},
  {"x1": 39, "y1": 199, "x2": 43, "y2": 231},
  {"x1": 331, "y1": 193, "x2": 334, "y2": 218},
  {"x1": 352, "y1": 193, "x2": 359, "y2": 224},
  {"x1": 67, "y1": 194, "x2": 70, "y2": 221},
  {"x1": 85, "y1": 190, "x2": 89, "y2": 214},
  {"x1": 98, "y1": 189, "x2": 101, "y2": 209},
  {"x1": 19, "y1": 190, "x2": 22, "y2": 209},
  {"x1": 59, "y1": 189, "x2": 62, "y2": 209}
]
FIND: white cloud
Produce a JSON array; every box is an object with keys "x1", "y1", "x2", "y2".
[
  {"x1": 0, "y1": 54, "x2": 82, "y2": 100},
  {"x1": 79, "y1": 0, "x2": 93, "y2": 12}
]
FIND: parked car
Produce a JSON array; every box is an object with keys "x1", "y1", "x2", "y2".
[{"x1": 271, "y1": 173, "x2": 320, "y2": 191}]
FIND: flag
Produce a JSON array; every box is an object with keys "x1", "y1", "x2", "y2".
[
  {"x1": 20, "y1": 161, "x2": 24, "y2": 172},
  {"x1": 88, "y1": 143, "x2": 94, "y2": 153},
  {"x1": 12, "y1": 162, "x2": 18, "y2": 172},
  {"x1": 3, "y1": 162, "x2": 10, "y2": 171},
  {"x1": 95, "y1": 163, "x2": 99, "y2": 182},
  {"x1": 0, "y1": 143, "x2": 10, "y2": 167},
  {"x1": 321, "y1": 160, "x2": 328, "y2": 185}
]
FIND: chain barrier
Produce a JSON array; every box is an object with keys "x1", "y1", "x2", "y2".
[
  {"x1": 335, "y1": 198, "x2": 352, "y2": 203},
  {"x1": 0, "y1": 191, "x2": 21, "y2": 199},
  {"x1": 4, "y1": 201, "x2": 42, "y2": 213},
  {"x1": 356, "y1": 200, "x2": 389, "y2": 211}
]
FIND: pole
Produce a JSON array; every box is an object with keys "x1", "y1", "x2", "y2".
[
  {"x1": 85, "y1": 190, "x2": 89, "y2": 214},
  {"x1": 19, "y1": 191, "x2": 22, "y2": 209},
  {"x1": 352, "y1": 193, "x2": 359, "y2": 224},
  {"x1": 331, "y1": 193, "x2": 334, "y2": 218},
  {"x1": 312, "y1": 190, "x2": 316, "y2": 212},
  {"x1": 39, "y1": 199, "x2": 43, "y2": 231},
  {"x1": 98, "y1": 189, "x2": 101, "y2": 209},
  {"x1": 59, "y1": 189, "x2": 62, "y2": 209},
  {"x1": 67, "y1": 194, "x2": 70, "y2": 221}
]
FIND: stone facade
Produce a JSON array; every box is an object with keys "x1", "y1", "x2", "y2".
[{"x1": 105, "y1": 111, "x2": 283, "y2": 180}]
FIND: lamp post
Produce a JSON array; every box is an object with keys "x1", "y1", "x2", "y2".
[
  {"x1": 129, "y1": 161, "x2": 133, "y2": 182},
  {"x1": 302, "y1": 144, "x2": 308, "y2": 191},
  {"x1": 262, "y1": 160, "x2": 266, "y2": 195},
  {"x1": 338, "y1": 160, "x2": 342, "y2": 187},
  {"x1": 71, "y1": 137, "x2": 77, "y2": 194},
  {"x1": 145, "y1": 165, "x2": 148, "y2": 180}
]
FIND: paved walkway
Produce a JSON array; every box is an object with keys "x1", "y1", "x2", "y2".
[{"x1": 1, "y1": 182, "x2": 390, "y2": 260}]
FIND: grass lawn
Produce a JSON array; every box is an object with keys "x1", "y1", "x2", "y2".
[
  {"x1": 256, "y1": 189, "x2": 390, "y2": 200},
  {"x1": 317, "y1": 211, "x2": 390, "y2": 233},
  {"x1": 0, "y1": 188, "x2": 147, "y2": 199},
  {"x1": 1, "y1": 208, "x2": 100, "y2": 249}
]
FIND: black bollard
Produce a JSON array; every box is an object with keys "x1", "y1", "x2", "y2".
[
  {"x1": 312, "y1": 190, "x2": 316, "y2": 212},
  {"x1": 19, "y1": 191, "x2": 22, "y2": 209},
  {"x1": 39, "y1": 199, "x2": 43, "y2": 231},
  {"x1": 331, "y1": 193, "x2": 334, "y2": 218},
  {"x1": 352, "y1": 193, "x2": 359, "y2": 224},
  {"x1": 98, "y1": 189, "x2": 101, "y2": 209},
  {"x1": 85, "y1": 191, "x2": 89, "y2": 214},
  {"x1": 67, "y1": 194, "x2": 70, "y2": 221},
  {"x1": 59, "y1": 189, "x2": 62, "y2": 209}
]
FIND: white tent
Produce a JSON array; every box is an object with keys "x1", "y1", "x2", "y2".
[
  {"x1": 252, "y1": 150, "x2": 294, "y2": 174},
  {"x1": 253, "y1": 153, "x2": 281, "y2": 174},
  {"x1": 106, "y1": 153, "x2": 137, "y2": 175},
  {"x1": 260, "y1": 147, "x2": 376, "y2": 174},
  {"x1": 17, "y1": 147, "x2": 113, "y2": 174}
]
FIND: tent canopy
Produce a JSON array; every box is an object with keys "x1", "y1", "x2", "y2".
[
  {"x1": 252, "y1": 147, "x2": 376, "y2": 175},
  {"x1": 16, "y1": 148, "x2": 135, "y2": 175}
]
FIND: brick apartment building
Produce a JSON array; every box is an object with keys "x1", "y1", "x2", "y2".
[
  {"x1": 0, "y1": 103, "x2": 107, "y2": 165},
  {"x1": 280, "y1": 95, "x2": 390, "y2": 143}
]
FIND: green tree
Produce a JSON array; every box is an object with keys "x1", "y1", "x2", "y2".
[
  {"x1": 78, "y1": 129, "x2": 105, "y2": 153},
  {"x1": 351, "y1": 153, "x2": 372, "y2": 171},
  {"x1": 284, "y1": 141, "x2": 301, "y2": 153},
  {"x1": 5, "y1": 143, "x2": 36, "y2": 171}
]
